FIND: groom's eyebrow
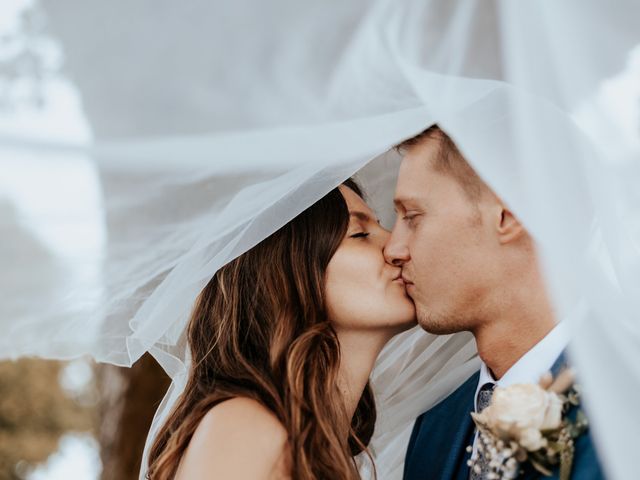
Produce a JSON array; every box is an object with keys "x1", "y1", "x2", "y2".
[
  {"x1": 394, "y1": 196, "x2": 420, "y2": 207},
  {"x1": 393, "y1": 197, "x2": 409, "y2": 207}
]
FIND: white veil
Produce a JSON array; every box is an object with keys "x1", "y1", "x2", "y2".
[{"x1": 1, "y1": 1, "x2": 639, "y2": 479}]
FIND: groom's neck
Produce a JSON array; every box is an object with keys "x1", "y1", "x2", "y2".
[{"x1": 473, "y1": 290, "x2": 557, "y2": 380}]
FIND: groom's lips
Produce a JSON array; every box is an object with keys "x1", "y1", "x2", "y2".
[{"x1": 401, "y1": 275, "x2": 414, "y2": 285}]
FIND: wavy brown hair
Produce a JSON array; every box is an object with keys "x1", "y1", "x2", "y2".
[{"x1": 147, "y1": 179, "x2": 376, "y2": 479}]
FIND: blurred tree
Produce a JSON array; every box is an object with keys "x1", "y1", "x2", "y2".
[
  {"x1": 0, "y1": 358, "x2": 95, "y2": 480},
  {"x1": 97, "y1": 354, "x2": 170, "y2": 480}
]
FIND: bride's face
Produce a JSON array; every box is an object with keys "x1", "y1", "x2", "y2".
[{"x1": 324, "y1": 186, "x2": 416, "y2": 333}]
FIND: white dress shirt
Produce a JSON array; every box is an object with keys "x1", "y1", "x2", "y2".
[{"x1": 472, "y1": 321, "x2": 571, "y2": 452}]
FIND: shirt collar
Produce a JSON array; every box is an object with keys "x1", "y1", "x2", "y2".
[{"x1": 474, "y1": 321, "x2": 570, "y2": 412}]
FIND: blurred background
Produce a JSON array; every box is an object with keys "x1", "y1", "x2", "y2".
[
  {"x1": 1, "y1": 1, "x2": 173, "y2": 478},
  {"x1": 0, "y1": 355, "x2": 169, "y2": 480}
]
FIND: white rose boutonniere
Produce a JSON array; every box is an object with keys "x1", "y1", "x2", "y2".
[{"x1": 469, "y1": 369, "x2": 589, "y2": 480}]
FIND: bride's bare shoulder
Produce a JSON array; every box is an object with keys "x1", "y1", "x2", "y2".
[{"x1": 175, "y1": 397, "x2": 290, "y2": 479}]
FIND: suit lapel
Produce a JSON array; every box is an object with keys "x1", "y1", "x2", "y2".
[
  {"x1": 457, "y1": 352, "x2": 567, "y2": 480},
  {"x1": 441, "y1": 377, "x2": 477, "y2": 480},
  {"x1": 406, "y1": 352, "x2": 572, "y2": 480},
  {"x1": 455, "y1": 353, "x2": 567, "y2": 480},
  {"x1": 452, "y1": 418, "x2": 475, "y2": 480}
]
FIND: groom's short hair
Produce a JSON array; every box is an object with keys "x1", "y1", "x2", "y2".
[{"x1": 395, "y1": 125, "x2": 486, "y2": 201}]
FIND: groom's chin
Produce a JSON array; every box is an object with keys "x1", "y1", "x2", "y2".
[{"x1": 417, "y1": 311, "x2": 465, "y2": 335}]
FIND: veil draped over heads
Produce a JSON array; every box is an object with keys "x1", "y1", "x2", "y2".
[{"x1": 1, "y1": 1, "x2": 639, "y2": 478}]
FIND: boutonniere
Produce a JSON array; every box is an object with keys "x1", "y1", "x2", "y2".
[{"x1": 468, "y1": 369, "x2": 589, "y2": 480}]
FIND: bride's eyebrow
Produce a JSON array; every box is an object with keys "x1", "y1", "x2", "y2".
[
  {"x1": 349, "y1": 211, "x2": 372, "y2": 223},
  {"x1": 350, "y1": 210, "x2": 381, "y2": 225}
]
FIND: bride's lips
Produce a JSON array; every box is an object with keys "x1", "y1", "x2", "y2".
[
  {"x1": 392, "y1": 273, "x2": 405, "y2": 284},
  {"x1": 391, "y1": 270, "x2": 407, "y2": 284}
]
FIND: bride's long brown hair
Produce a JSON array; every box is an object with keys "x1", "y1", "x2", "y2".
[{"x1": 147, "y1": 179, "x2": 376, "y2": 479}]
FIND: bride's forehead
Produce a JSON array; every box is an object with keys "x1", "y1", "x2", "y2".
[{"x1": 340, "y1": 187, "x2": 372, "y2": 214}]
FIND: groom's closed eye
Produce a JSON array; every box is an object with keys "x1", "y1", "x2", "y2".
[{"x1": 402, "y1": 211, "x2": 422, "y2": 227}]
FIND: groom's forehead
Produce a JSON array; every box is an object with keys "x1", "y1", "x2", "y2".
[
  {"x1": 397, "y1": 146, "x2": 485, "y2": 206},
  {"x1": 398, "y1": 148, "x2": 438, "y2": 182},
  {"x1": 395, "y1": 158, "x2": 435, "y2": 202},
  {"x1": 399, "y1": 136, "x2": 487, "y2": 202}
]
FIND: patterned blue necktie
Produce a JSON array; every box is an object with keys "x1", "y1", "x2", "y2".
[{"x1": 469, "y1": 382, "x2": 496, "y2": 479}]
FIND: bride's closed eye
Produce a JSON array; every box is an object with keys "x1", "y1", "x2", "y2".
[{"x1": 350, "y1": 232, "x2": 370, "y2": 239}]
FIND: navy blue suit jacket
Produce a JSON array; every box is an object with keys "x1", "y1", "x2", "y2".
[{"x1": 403, "y1": 355, "x2": 605, "y2": 480}]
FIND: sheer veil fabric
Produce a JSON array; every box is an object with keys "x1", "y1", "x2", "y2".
[{"x1": 0, "y1": 1, "x2": 639, "y2": 479}]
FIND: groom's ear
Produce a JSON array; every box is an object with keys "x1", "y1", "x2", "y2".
[{"x1": 495, "y1": 204, "x2": 525, "y2": 245}]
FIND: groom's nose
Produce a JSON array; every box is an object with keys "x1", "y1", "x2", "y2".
[{"x1": 384, "y1": 228, "x2": 410, "y2": 266}]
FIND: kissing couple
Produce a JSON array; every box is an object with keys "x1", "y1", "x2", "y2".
[{"x1": 146, "y1": 126, "x2": 604, "y2": 480}]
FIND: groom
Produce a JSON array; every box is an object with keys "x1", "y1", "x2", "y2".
[{"x1": 384, "y1": 126, "x2": 604, "y2": 479}]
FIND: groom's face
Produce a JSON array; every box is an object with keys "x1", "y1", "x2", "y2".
[{"x1": 385, "y1": 140, "x2": 496, "y2": 334}]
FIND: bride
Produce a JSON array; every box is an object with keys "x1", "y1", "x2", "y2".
[{"x1": 146, "y1": 179, "x2": 416, "y2": 479}]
